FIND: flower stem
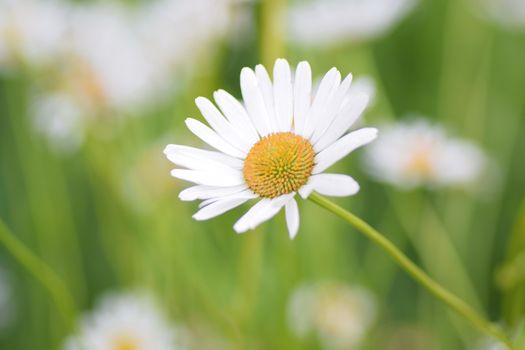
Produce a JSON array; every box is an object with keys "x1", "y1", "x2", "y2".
[
  {"x1": 258, "y1": 0, "x2": 286, "y2": 67},
  {"x1": 0, "y1": 217, "x2": 77, "y2": 331},
  {"x1": 308, "y1": 192, "x2": 514, "y2": 349}
]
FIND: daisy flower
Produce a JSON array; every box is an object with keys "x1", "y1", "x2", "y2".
[
  {"x1": 287, "y1": 282, "x2": 376, "y2": 349},
  {"x1": 363, "y1": 119, "x2": 487, "y2": 189},
  {"x1": 65, "y1": 292, "x2": 180, "y2": 350},
  {"x1": 287, "y1": 0, "x2": 417, "y2": 47},
  {"x1": 0, "y1": 0, "x2": 68, "y2": 70},
  {"x1": 164, "y1": 59, "x2": 377, "y2": 238},
  {"x1": 31, "y1": 0, "x2": 235, "y2": 154}
]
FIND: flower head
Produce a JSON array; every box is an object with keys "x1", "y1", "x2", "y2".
[
  {"x1": 287, "y1": 282, "x2": 376, "y2": 349},
  {"x1": 164, "y1": 59, "x2": 377, "y2": 238},
  {"x1": 65, "y1": 292, "x2": 180, "y2": 350},
  {"x1": 0, "y1": 0, "x2": 68, "y2": 70},
  {"x1": 363, "y1": 119, "x2": 487, "y2": 189},
  {"x1": 287, "y1": 0, "x2": 417, "y2": 47}
]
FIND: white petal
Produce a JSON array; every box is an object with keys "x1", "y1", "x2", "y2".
[
  {"x1": 314, "y1": 128, "x2": 378, "y2": 174},
  {"x1": 185, "y1": 118, "x2": 245, "y2": 159},
  {"x1": 171, "y1": 169, "x2": 244, "y2": 187},
  {"x1": 197, "y1": 189, "x2": 256, "y2": 208},
  {"x1": 314, "y1": 93, "x2": 369, "y2": 152},
  {"x1": 273, "y1": 58, "x2": 293, "y2": 132},
  {"x1": 233, "y1": 194, "x2": 293, "y2": 233},
  {"x1": 311, "y1": 73, "x2": 353, "y2": 144},
  {"x1": 301, "y1": 67, "x2": 341, "y2": 139},
  {"x1": 240, "y1": 67, "x2": 271, "y2": 136},
  {"x1": 293, "y1": 61, "x2": 312, "y2": 135},
  {"x1": 179, "y1": 185, "x2": 247, "y2": 201},
  {"x1": 195, "y1": 97, "x2": 251, "y2": 152},
  {"x1": 308, "y1": 173, "x2": 360, "y2": 197},
  {"x1": 164, "y1": 144, "x2": 243, "y2": 170},
  {"x1": 255, "y1": 64, "x2": 278, "y2": 131},
  {"x1": 193, "y1": 197, "x2": 252, "y2": 221},
  {"x1": 298, "y1": 184, "x2": 314, "y2": 199},
  {"x1": 285, "y1": 198, "x2": 300, "y2": 239},
  {"x1": 213, "y1": 89, "x2": 259, "y2": 144}
]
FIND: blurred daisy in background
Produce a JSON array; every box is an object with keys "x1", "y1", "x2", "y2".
[
  {"x1": 63, "y1": 3, "x2": 162, "y2": 113},
  {"x1": 287, "y1": 282, "x2": 376, "y2": 349},
  {"x1": 164, "y1": 59, "x2": 377, "y2": 238},
  {"x1": 363, "y1": 119, "x2": 487, "y2": 190},
  {"x1": 0, "y1": 0, "x2": 68, "y2": 71},
  {"x1": 65, "y1": 292, "x2": 181, "y2": 350},
  {"x1": 287, "y1": 0, "x2": 417, "y2": 47},
  {"x1": 29, "y1": 0, "x2": 235, "y2": 154},
  {"x1": 137, "y1": 0, "x2": 232, "y2": 72}
]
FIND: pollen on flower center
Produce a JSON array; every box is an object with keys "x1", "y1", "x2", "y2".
[{"x1": 243, "y1": 132, "x2": 315, "y2": 198}]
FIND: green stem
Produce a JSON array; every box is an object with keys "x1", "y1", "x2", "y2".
[
  {"x1": 258, "y1": 0, "x2": 285, "y2": 67},
  {"x1": 308, "y1": 193, "x2": 514, "y2": 349},
  {"x1": 0, "y1": 218, "x2": 77, "y2": 330}
]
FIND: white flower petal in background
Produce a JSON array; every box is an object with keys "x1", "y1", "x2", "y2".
[
  {"x1": 287, "y1": 0, "x2": 418, "y2": 47},
  {"x1": 363, "y1": 119, "x2": 488, "y2": 189},
  {"x1": 0, "y1": 0, "x2": 68, "y2": 70},
  {"x1": 287, "y1": 282, "x2": 377, "y2": 350},
  {"x1": 64, "y1": 292, "x2": 181, "y2": 350},
  {"x1": 137, "y1": 0, "x2": 232, "y2": 71},
  {"x1": 164, "y1": 59, "x2": 377, "y2": 238}
]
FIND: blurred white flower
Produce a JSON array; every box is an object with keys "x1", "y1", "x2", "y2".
[
  {"x1": 476, "y1": 0, "x2": 525, "y2": 29},
  {"x1": 288, "y1": 0, "x2": 417, "y2": 46},
  {"x1": 137, "y1": 0, "x2": 232, "y2": 71},
  {"x1": 63, "y1": 3, "x2": 164, "y2": 112},
  {"x1": 0, "y1": 0, "x2": 68, "y2": 70},
  {"x1": 364, "y1": 120, "x2": 487, "y2": 189},
  {"x1": 65, "y1": 292, "x2": 181, "y2": 350},
  {"x1": 29, "y1": 0, "x2": 235, "y2": 154},
  {"x1": 31, "y1": 93, "x2": 85, "y2": 155},
  {"x1": 288, "y1": 282, "x2": 376, "y2": 349}
]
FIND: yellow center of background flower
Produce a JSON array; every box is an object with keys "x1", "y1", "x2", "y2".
[
  {"x1": 114, "y1": 336, "x2": 139, "y2": 350},
  {"x1": 243, "y1": 132, "x2": 315, "y2": 198}
]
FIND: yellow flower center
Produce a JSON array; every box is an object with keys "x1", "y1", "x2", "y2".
[
  {"x1": 113, "y1": 336, "x2": 139, "y2": 350},
  {"x1": 405, "y1": 144, "x2": 434, "y2": 178},
  {"x1": 243, "y1": 132, "x2": 315, "y2": 198}
]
